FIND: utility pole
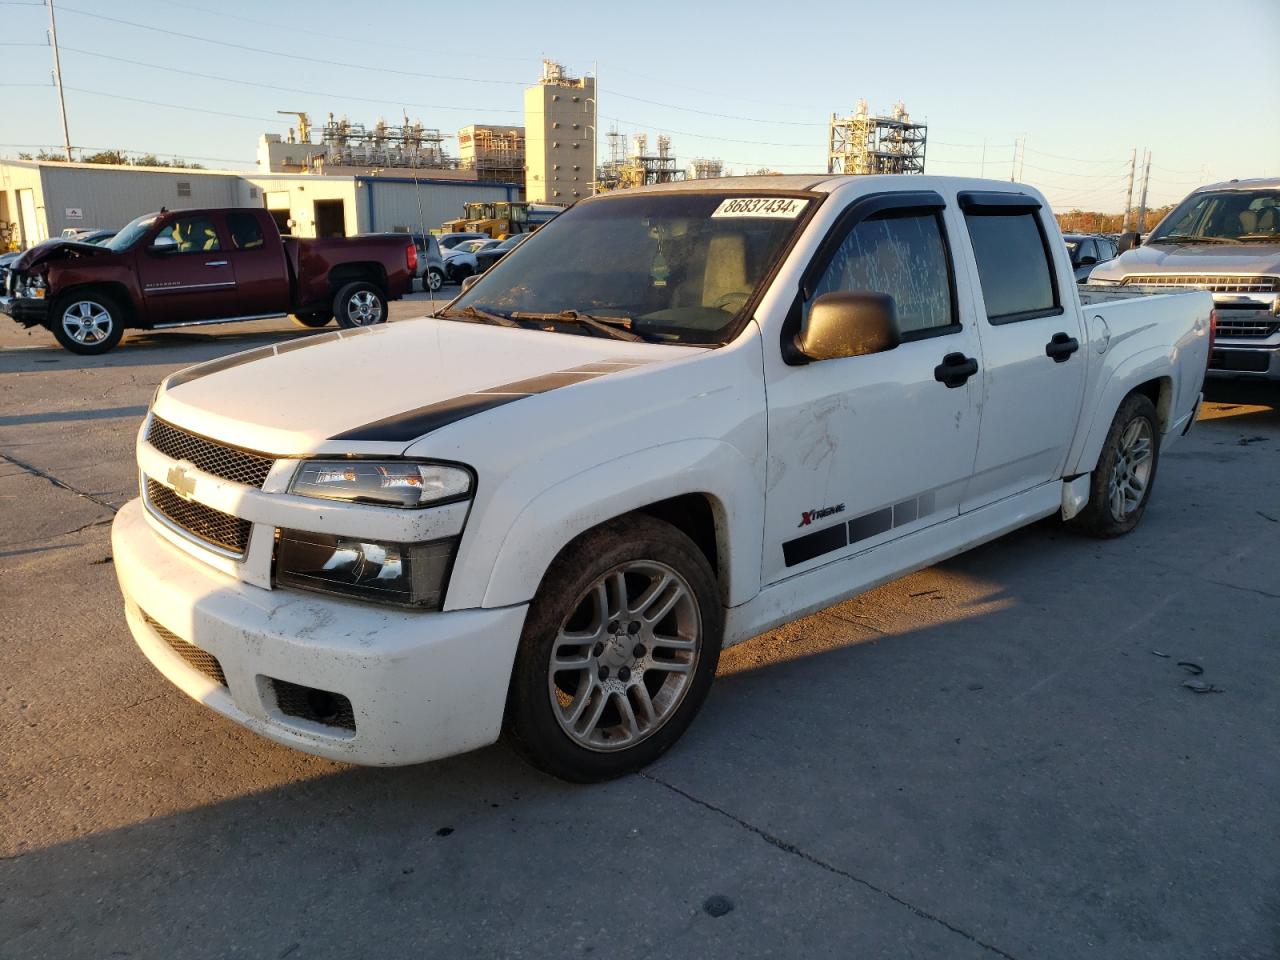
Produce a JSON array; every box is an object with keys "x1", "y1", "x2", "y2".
[
  {"x1": 47, "y1": 0, "x2": 73, "y2": 161},
  {"x1": 1120, "y1": 148, "x2": 1137, "y2": 233},
  {"x1": 1010, "y1": 138, "x2": 1020, "y2": 181},
  {"x1": 1017, "y1": 136, "x2": 1026, "y2": 181},
  {"x1": 1135, "y1": 149, "x2": 1152, "y2": 235},
  {"x1": 980, "y1": 138, "x2": 986, "y2": 178}
]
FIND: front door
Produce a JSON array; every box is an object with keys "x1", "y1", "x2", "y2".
[
  {"x1": 762, "y1": 194, "x2": 984, "y2": 585},
  {"x1": 955, "y1": 195, "x2": 1088, "y2": 512},
  {"x1": 137, "y1": 212, "x2": 240, "y2": 325}
]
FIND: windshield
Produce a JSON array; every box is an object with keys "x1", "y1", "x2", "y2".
[
  {"x1": 1149, "y1": 189, "x2": 1280, "y2": 243},
  {"x1": 449, "y1": 192, "x2": 812, "y2": 345},
  {"x1": 104, "y1": 214, "x2": 157, "y2": 252}
]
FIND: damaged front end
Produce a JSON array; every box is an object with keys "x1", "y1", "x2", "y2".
[{"x1": 1, "y1": 239, "x2": 111, "y2": 328}]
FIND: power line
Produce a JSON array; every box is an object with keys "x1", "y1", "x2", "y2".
[
  {"x1": 0, "y1": 142, "x2": 256, "y2": 166},
  {"x1": 59, "y1": 45, "x2": 522, "y2": 117},
  {"x1": 64, "y1": 86, "x2": 290, "y2": 124}
]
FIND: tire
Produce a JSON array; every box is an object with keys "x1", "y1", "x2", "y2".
[
  {"x1": 333, "y1": 281, "x2": 387, "y2": 328},
  {"x1": 290, "y1": 311, "x2": 332, "y2": 329},
  {"x1": 424, "y1": 267, "x2": 445, "y2": 293},
  {"x1": 49, "y1": 290, "x2": 126, "y2": 355},
  {"x1": 1068, "y1": 392, "x2": 1161, "y2": 538},
  {"x1": 506, "y1": 514, "x2": 723, "y2": 782}
]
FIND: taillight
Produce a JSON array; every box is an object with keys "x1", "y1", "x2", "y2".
[{"x1": 406, "y1": 241, "x2": 418, "y2": 274}]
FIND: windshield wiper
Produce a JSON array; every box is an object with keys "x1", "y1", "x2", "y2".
[
  {"x1": 1149, "y1": 234, "x2": 1239, "y2": 244},
  {"x1": 1236, "y1": 234, "x2": 1280, "y2": 242},
  {"x1": 442, "y1": 304, "x2": 520, "y2": 328},
  {"x1": 509, "y1": 310, "x2": 646, "y2": 342}
]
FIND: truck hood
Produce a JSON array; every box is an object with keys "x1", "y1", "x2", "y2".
[
  {"x1": 152, "y1": 318, "x2": 701, "y2": 455},
  {"x1": 11, "y1": 239, "x2": 117, "y2": 271},
  {"x1": 1091, "y1": 241, "x2": 1280, "y2": 281}
]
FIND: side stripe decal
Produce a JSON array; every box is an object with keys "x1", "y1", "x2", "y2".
[{"x1": 781, "y1": 491, "x2": 938, "y2": 568}]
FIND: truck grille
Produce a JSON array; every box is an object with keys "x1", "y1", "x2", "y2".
[
  {"x1": 146, "y1": 417, "x2": 276, "y2": 488},
  {"x1": 1214, "y1": 318, "x2": 1280, "y2": 339},
  {"x1": 145, "y1": 478, "x2": 252, "y2": 555},
  {"x1": 142, "y1": 611, "x2": 227, "y2": 687},
  {"x1": 1120, "y1": 275, "x2": 1280, "y2": 294}
]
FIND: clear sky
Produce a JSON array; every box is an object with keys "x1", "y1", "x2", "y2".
[{"x1": 3, "y1": 0, "x2": 1277, "y2": 212}]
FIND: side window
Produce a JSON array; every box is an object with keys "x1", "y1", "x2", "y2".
[
  {"x1": 152, "y1": 215, "x2": 220, "y2": 254},
  {"x1": 963, "y1": 210, "x2": 1059, "y2": 323},
  {"x1": 811, "y1": 210, "x2": 956, "y2": 336},
  {"x1": 226, "y1": 213, "x2": 265, "y2": 250}
]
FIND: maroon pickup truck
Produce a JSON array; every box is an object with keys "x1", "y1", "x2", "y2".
[{"x1": 0, "y1": 207, "x2": 416, "y2": 354}]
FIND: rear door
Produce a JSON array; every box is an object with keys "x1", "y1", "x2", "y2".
[
  {"x1": 224, "y1": 211, "x2": 290, "y2": 316},
  {"x1": 955, "y1": 192, "x2": 1087, "y2": 512},
  {"x1": 762, "y1": 191, "x2": 984, "y2": 585},
  {"x1": 137, "y1": 212, "x2": 239, "y2": 325}
]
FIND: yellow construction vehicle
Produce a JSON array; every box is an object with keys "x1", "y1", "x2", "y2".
[{"x1": 441, "y1": 201, "x2": 560, "y2": 239}]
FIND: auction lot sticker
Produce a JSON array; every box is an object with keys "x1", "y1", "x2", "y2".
[{"x1": 711, "y1": 197, "x2": 808, "y2": 219}]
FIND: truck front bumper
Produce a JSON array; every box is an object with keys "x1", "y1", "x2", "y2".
[
  {"x1": 0, "y1": 294, "x2": 49, "y2": 327},
  {"x1": 1207, "y1": 341, "x2": 1280, "y2": 381},
  {"x1": 112, "y1": 498, "x2": 528, "y2": 766}
]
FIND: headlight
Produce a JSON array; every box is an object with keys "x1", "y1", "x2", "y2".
[
  {"x1": 290, "y1": 460, "x2": 472, "y2": 508},
  {"x1": 275, "y1": 529, "x2": 457, "y2": 609},
  {"x1": 22, "y1": 274, "x2": 47, "y2": 299}
]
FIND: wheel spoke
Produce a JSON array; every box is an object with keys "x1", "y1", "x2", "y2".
[
  {"x1": 563, "y1": 679, "x2": 600, "y2": 728},
  {"x1": 614, "y1": 691, "x2": 641, "y2": 739},
  {"x1": 650, "y1": 633, "x2": 696, "y2": 651},
  {"x1": 629, "y1": 680, "x2": 656, "y2": 723},
  {"x1": 645, "y1": 658, "x2": 693, "y2": 675},
  {"x1": 609, "y1": 571, "x2": 628, "y2": 620},
  {"x1": 575, "y1": 686, "x2": 610, "y2": 736}
]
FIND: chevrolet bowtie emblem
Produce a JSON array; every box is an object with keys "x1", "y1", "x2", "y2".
[{"x1": 166, "y1": 464, "x2": 196, "y2": 499}]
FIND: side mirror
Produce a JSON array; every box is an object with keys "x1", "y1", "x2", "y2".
[
  {"x1": 1078, "y1": 255, "x2": 1098, "y2": 266},
  {"x1": 461, "y1": 273, "x2": 481, "y2": 292},
  {"x1": 1116, "y1": 231, "x2": 1138, "y2": 254},
  {"x1": 794, "y1": 290, "x2": 900, "y2": 362},
  {"x1": 149, "y1": 235, "x2": 178, "y2": 255}
]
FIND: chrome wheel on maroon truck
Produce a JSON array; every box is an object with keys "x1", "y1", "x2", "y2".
[{"x1": 50, "y1": 291, "x2": 125, "y2": 355}]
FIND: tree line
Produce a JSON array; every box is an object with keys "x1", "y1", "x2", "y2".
[{"x1": 16, "y1": 149, "x2": 204, "y2": 169}]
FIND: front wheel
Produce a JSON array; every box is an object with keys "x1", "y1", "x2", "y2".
[
  {"x1": 50, "y1": 291, "x2": 126, "y2": 354},
  {"x1": 506, "y1": 514, "x2": 723, "y2": 782},
  {"x1": 1068, "y1": 392, "x2": 1161, "y2": 538},
  {"x1": 333, "y1": 281, "x2": 387, "y2": 328}
]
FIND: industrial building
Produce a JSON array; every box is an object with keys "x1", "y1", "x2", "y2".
[
  {"x1": 457, "y1": 125, "x2": 526, "y2": 185},
  {"x1": 0, "y1": 157, "x2": 517, "y2": 249},
  {"x1": 827, "y1": 100, "x2": 928, "y2": 175},
  {"x1": 524, "y1": 60, "x2": 596, "y2": 205}
]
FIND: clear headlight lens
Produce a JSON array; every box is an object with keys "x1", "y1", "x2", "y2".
[
  {"x1": 290, "y1": 460, "x2": 472, "y2": 508},
  {"x1": 22, "y1": 275, "x2": 47, "y2": 299},
  {"x1": 275, "y1": 529, "x2": 457, "y2": 609}
]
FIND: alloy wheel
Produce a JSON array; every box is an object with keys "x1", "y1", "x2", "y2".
[
  {"x1": 548, "y1": 560, "x2": 701, "y2": 752},
  {"x1": 61, "y1": 300, "x2": 113, "y2": 345},
  {"x1": 346, "y1": 290, "x2": 383, "y2": 325},
  {"x1": 1109, "y1": 417, "x2": 1153, "y2": 520}
]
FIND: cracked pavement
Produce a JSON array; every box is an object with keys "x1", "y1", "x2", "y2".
[{"x1": 2, "y1": 307, "x2": 1278, "y2": 959}]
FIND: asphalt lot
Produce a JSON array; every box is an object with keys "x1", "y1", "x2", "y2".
[{"x1": 1, "y1": 302, "x2": 1278, "y2": 960}]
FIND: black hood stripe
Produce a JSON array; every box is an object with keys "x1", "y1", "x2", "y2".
[
  {"x1": 165, "y1": 328, "x2": 373, "y2": 390},
  {"x1": 330, "y1": 358, "x2": 651, "y2": 443}
]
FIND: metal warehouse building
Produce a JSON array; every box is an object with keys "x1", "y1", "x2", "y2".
[{"x1": 0, "y1": 159, "x2": 518, "y2": 249}]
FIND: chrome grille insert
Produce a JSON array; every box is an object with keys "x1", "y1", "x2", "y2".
[
  {"x1": 146, "y1": 417, "x2": 275, "y2": 488},
  {"x1": 142, "y1": 611, "x2": 227, "y2": 687},
  {"x1": 145, "y1": 478, "x2": 251, "y2": 556},
  {"x1": 1121, "y1": 275, "x2": 1280, "y2": 294},
  {"x1": 1215, "y1": 318, "x2": 1279, "y2": 339}
]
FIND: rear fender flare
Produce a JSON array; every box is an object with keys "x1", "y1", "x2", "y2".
[{"x1": 1065, "y1": 344, "x2": 1173, "y2": 475}]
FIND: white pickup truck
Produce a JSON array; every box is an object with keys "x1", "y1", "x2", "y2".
[{"x1": 112, "y1": 175, "x2": 1212, "y2": 782}]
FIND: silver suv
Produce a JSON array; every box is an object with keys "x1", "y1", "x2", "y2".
[{"x1": 1089, "y1": 178, "x2": 1280, "y2": 381}]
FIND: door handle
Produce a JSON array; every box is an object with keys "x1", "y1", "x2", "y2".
[
  {"x1": 204, "y1": 260, "x2": 229, "y2": 267},
  {"x1": 1045, "y1": 332, "x2": 1080, "y2": 362},
  {"x1": 934, "y1": 352, "x2": 979, "y2": 388}
]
